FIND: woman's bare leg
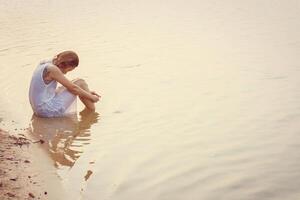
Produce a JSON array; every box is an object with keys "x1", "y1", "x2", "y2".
[{"x1": 72, "y1": 79, "x2": 95, "y2": 110}]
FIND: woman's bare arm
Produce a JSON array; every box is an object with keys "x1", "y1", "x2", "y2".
[{"x1": 47, "y1": 65, "x2": 99, "y2": 102}]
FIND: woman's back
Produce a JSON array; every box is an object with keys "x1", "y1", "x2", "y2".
[{"x1": 29, "y1": 60, "x2": 57, "y2": 112}]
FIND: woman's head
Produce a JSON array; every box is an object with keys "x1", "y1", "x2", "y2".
[{"x1": 53, "y1": 51, "x2": 79, "y2": 73}]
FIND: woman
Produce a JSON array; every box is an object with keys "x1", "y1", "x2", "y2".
[{"x1": 29, "y1": 50, "x2": 100, "y2": 117}]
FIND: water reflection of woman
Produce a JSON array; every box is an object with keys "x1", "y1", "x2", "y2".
[{"x1": 30, "y1": 109, "x2": 99, "y2": 168}]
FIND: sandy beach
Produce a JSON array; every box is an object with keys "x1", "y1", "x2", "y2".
[
  {"x1": 0, "y1": 129, "x2": 67, "y2": 200},
  {"x1": 0, "y1": 129, "x2": 46, "y2": 199}
]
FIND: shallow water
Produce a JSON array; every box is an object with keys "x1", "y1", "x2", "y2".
[{"x1": 1, "y1": 0, "x2": 300, "y2": 199}]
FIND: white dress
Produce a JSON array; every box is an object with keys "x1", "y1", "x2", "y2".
[{"x1": 29, "y1": 60, "x2": 77, "y2": 117}]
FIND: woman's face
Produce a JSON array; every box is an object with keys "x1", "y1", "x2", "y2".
[
  {"x1": 60, "y1": 66, "x2": 76, "y2": 74},
  {"x1": 54, "y1": 55, "x2": 77, "y2": 74}
]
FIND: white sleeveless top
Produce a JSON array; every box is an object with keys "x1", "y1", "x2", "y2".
[
  {"x1": 29, "y1": 60, "x2": 57, "y2": 109},
  {"x1": 29, "y1": 60, "x2": 77, "y2": 117}
]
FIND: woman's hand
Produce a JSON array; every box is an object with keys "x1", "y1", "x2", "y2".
[
  {"x1": 90, "y1": 94, "x2": 100, "y2": 103},
  {"x1": 90, "y1": 91, "x2": 101, "y2": 103},
  {"x1": 90, "y1": 91, "x2": 101, "y2": 98}
]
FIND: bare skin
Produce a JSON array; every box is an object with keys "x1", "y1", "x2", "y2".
[
  {"x1": 43, "y1": 62, "x2": 100, "y2": 111},
  {"x1": 73, "y1": 78, "x2": 97, "y2": 110}
]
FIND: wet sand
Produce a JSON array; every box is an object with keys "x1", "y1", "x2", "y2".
[
  {"x1": 0, "y1": 129, "x2": 45, "y2": 199},
  {"x1": 0, "y1": 129, "x2": 67, "y2": 200}
]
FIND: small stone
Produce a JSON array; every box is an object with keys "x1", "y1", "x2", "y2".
[
  {"x1": 6, "y1": 192, "x2": 15, "y2": 197},
  {"x1": 29, "y1": 192, "x2": 35, "y2": 198},
  {"x1": 84, "y1": 170, "x2": 93, "y2": 181}
]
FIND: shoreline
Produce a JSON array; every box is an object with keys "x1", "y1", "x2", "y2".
[{"x1": 0, "y1": 129, "x2": 68, "y2": 200}]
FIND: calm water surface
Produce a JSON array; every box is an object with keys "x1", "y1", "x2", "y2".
[{"x1": 1, "y1": 0, "x2": 300, "y2": 199}]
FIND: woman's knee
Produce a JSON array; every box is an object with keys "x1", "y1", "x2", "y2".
[{"x1": 73, "y1": 78, "x2": 87, "y2": 88}]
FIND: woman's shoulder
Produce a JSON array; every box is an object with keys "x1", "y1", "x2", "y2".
[
  {"x1": 46, "y1": 63, "x2": 63, "y2": 77},
  {"x1": 39, "y1": 60, "x2": 60, "y2": 75},
  {"x1": 39, "y1": 59, "x2": 57, "y2": 69},
  {"x1": 46, "y1": 63, "x2": 59, "y2": 71}
]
